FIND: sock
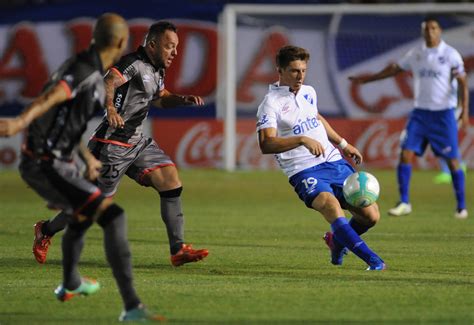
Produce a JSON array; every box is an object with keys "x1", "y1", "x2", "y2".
[
  {"x1": 100, "y1": 207, "x2": 141, "y2": 311},
  {"x1": 397, "y1": 163, "x2": 412, "y2": 204},
  {"x1": 331, "y1": 217, "x2": 382, "y2": 266},
  {"x1": 451, "y1": 169, "x2": 466, "y2": 210},
  {"x1": 349, "y1": 217, "x2": 371, "y2": 236},
  {"x1": 61, "y1": 221, "x2": 92, "y2": 290},
  {"x1": 43, "y1": 211, "x2": 69, "y2": 237},
  {"x1": 160, "y1": 188, "x2": 185, "y2": 255}
]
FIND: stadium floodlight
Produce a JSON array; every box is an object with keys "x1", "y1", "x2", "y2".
[{"x1": 217, "y1": 3, "x2": 474, "y2": 171}]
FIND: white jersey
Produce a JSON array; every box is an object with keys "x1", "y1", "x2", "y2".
[
  {"x1": 256, "y1": 83, "x2": 342, "y2": 177},
  {"x1": 397, "y1": 40, "x2": 465, "y2": 111}
]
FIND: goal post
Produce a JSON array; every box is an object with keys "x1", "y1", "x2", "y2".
[{"x1": 217, "y1": 3, "x2": 474, "y2": 171}]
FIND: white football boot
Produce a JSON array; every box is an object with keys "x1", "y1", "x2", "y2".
[
  {"x1": 454, "y1": 209, "x2": 468, "y2": 219},
  {"x1": 388, "y1": 202, "x2": 412, "y2": 216}
]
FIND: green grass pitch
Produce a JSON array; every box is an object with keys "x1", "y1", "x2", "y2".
[{"x1": 0, "y1": 168, "x2": 473, "y2": 324}]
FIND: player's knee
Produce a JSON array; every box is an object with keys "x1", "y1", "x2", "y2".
[
  {"x1": 159, "y1": 186, "x2": 183, "y2": 198},
  {"x1": 67, "y1": 218, "x2": 94, "y2": 234},
  {"x1": 80, "y1": 194, "x2": 106, "y2": 221},
  {"x1": 97, "y1": 203, "x2": 124, "y2": 228},
  {"x1": 312, "y1": 193, "x2": 342, "y2": 216},
  {"x1": 362, "y1": 204, "x2": 380, "y2": 226},
  {"x1": 400, "y1": 150, "x2": 414, "y2": 164}
]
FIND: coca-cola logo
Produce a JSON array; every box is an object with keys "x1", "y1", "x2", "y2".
[
  {"x1": 355, "y1": 122, "x2": 401, "y2": 167},
  {"x1": 175, "y1": 121, "x2": 277, "y2": 169},
  {"x1": 161, "y1": 118, "x2": 474, "y2": 170}
]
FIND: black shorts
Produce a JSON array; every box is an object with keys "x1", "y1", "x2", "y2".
[{"x1": 19, "y1": 153, "x2": 104, "y2": 216}]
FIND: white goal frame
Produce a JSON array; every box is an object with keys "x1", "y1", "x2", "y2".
[{"x1": 216, "y1": 3, "x2": 474, "y2": 171}]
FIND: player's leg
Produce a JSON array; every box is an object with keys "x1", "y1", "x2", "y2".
[
  {"x1": 346, "y1": 203, "x2": 380, "y2": 236},
  {"x1": 446, "y1": 157, "x2": 468, "y2": 219},
  {"x1": 429, "y1": 109, "x2": 467, "y2": 219},
  {"x1": 388, "y1": 148, "x2": 415, "y2": 216},
  {"x1": 311, "y1": 193, "x2": 385, "y2": 270},
  {"x1": 144, "y1": 165, "x2": 209, "y2": 266},
  {"x1": 93, "y1": 198, "x2": 142, "y2": 311},
  {"x1": 290, "y1": 162, "x2": 384, "y2": 269},
  {"x1": 390, "y1": 110, "x2": 429, "y2": 216},
  {"x1": 433, "y1": 157, "x2": 452, "y2": 184},
  {"x1": 130, "y1": 138, "x2": 208, "y2": 266},
  {"x1": 61, "y1": 185, "x2": 162, "y2": 319}
]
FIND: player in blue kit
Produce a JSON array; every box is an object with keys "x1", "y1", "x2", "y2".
[
  {"x1": 256, "y1": 45, "x2": 385, "y2": 270},
  {"x1": 350, "y1": 16, "x2": 469, "y2": 219}
]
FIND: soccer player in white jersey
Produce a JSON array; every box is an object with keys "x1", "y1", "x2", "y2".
[
  {"x1": 256, "y1": 45, "x2": 385, "y2": 270},
  {"x1": 350, "y1": 16, "x2": 469, "y2": 219}
]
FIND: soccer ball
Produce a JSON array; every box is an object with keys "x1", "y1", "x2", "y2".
[{"x1": 343, "y1": 171, "x2": 380, "y2": 208}]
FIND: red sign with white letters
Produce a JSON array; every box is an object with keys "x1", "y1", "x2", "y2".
[{"x1": 153, "y1": 118, "x2": 474, "y2": 170}]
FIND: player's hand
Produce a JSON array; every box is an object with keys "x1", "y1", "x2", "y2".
[
  {"x1": 182, "y1": 95, "x2": 204, "y2": 106},
  {"x1": 85, "y1": 156, "x2": 102, "y2": 181},
  {"x1": 342, "y1": 143, "x2": 363, "y2": 165},
  {"x1": 0, "y1": 118, "x2": 25, "y2": 137},
  {"x1": 106, "y1": 107, "x2": 125, "y2": 128},
  {"x1": 301, "y1": 137, "x2": 325, "y2": 157}
]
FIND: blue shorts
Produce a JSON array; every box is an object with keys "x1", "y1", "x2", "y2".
[
  {"x1": 289, "y1": 159, "x2": 355, "y2": 208},
  {"x1": 401, "y1": 108, "x2": 459, "y2": 159}
]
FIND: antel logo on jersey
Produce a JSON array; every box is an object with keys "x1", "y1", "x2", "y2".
[
  {"x1": 419, "y1": 68, "x2": 441, "y2": 79},
  {"x1": 292, "y1": 117, "x2": 320, "y2": 135}
]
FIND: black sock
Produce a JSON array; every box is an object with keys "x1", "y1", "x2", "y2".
[
  {"x1": 61, "y1": 221, "x2": 91, "y2": 290},
  {"x1": 99, "y1": 205, "x2": 141, "y2": 311},
  {"x1": 43, "y1": 211, "x2": 69, "y2": 237},
  {"x1": 159, "y1": 188, "x2": 185, "y2": 255}
]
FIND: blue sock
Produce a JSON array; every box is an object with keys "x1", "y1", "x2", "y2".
[
  {"x1": 451, "y1": 169, "x2": 466, "y2": 210},
  {"x1": 331, "y1": 217, "x2": 382, "y2": 266},
  {"x1": 397, "y1": 163, "x2": 412, "y2": 204},
  {"x1": 349, "y1": 218, "x2": 370, "y2": 236}
]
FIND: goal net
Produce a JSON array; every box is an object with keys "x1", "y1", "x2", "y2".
[{"x1": 217, "y1": 3, "x2": 474, "y2": 171}]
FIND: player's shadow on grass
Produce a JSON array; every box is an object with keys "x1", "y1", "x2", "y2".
[
  {"x1": 168, "y1": 319, "x2": 424, "y2": 324},
  {"x1": 0, "y1": 256, "x2": 174, "y2": 270}
]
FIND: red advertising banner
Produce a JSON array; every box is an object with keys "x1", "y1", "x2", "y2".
[{"x1": 153, "y1": 118, "x2": 474, "y2": 170}]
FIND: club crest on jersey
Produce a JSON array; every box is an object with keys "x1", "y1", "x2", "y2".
[
  {"x1": 293, "y1": 117, "x2": 319, "y2": 135},
  {"x1": 256, "y1": 114, "x2": 269, "y2": 127},
  {"x1": 303, "y1": 94, "x2": 314, "y2": 105},
  {"x1": 438, "y1": 56, "x2": 446, "y2": 64},
  {"x1": 282, "y1": 105, "x2": 291, "y2": 114}
]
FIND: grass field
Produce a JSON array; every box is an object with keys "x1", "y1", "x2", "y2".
[{"x1": 0, "y1": 168, "x2": 473, "y2": 324}]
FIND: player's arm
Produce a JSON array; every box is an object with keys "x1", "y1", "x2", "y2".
[
  {"x1": 318, "y1": 113, "x2": 362, "y2": 164},
  {"x1": 258, "y1": 127, "x2": 325, "y2": 156},
  {"x1": 78, "y1": 142, "x2": 102, "y2": 181},
  {"x1": 0, "y1": 83, "x2": 70, "y2": 137},
  {"x1": 152, "y1": 88, "x2": 204, "y2": 108},
  {"x1": 456, "y1": 74, "x2": 470, "y2": 129},
  {"x1": 104, "y1": 68, "x2": 127, "y2": 128},
  {"x1": 349, "y1": 63, "x2": 403, "y2": 84}
]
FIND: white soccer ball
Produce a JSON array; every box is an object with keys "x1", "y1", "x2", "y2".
[{"x1": 343, "y1": 171, "x2": 380, "y2": 208}]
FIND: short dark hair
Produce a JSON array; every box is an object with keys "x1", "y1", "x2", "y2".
[
  {"x1": 422, "y1": 15, "x2": 441, "y2": 27},
  {"x1": 275, "y1": 46, "x2": 310, "y2": 70},
  {"x1": 146, "y1": 21, "x2": 177, "y2": 43}
]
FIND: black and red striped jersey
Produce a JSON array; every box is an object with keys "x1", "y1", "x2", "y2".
[
  {"x1": 92, "y1": 46, "x2": 165, "y2": 146},
  {"x1": 25, "y1": 46, "x2": 105, "y2": 158}
]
